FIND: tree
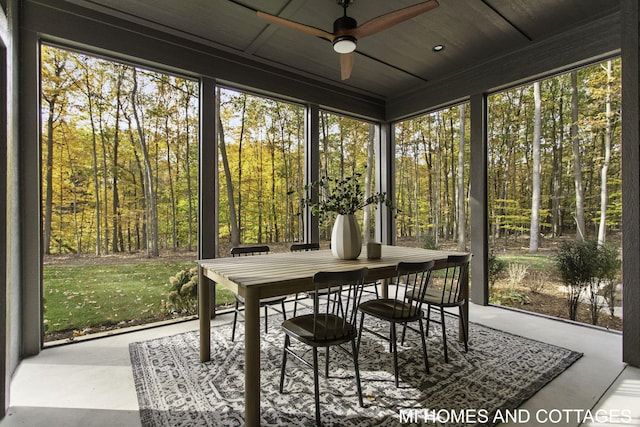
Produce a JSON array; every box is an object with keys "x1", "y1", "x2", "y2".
[
  {"x1": 571, "y1": 70, "x2": 586, "y2": 241},
  {"x1": 111, "y1": 65, "x2": 125, "y2": 253},
  {"x1": 180, "y1": 80, "x2": 197, "y2": 251},
  {"x1": 217, "y1": 92, "x2": 240, "y2": 246},
  {"x1": 457, "y1": 104, "x2": 466, "y2": 251},
  {"x1": 131, "y1": 68, "x2": 159, "y2": 257},
  {"x1": 41, "y1": 47, "x2": 72, "y2": 255},
  {"x1": 363, "y1": 124, "x2": 375, "y2": 241},
  {"x1": 598, "y1": 60, "x2": 613, "y2": 245},
  {"x1": 529, "y1": 81, "x2": 542, "y2": 253},
  {"x1": 76, "y1": 57, "x2": 103, "y2": 255}
]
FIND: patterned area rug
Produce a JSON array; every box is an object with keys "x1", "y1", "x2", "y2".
[{"x1": 130, "y1": 312, "x2": 582, "y2": 426}]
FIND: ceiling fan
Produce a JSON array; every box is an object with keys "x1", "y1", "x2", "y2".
[{"x1": 239, "y1": 0, "x2": 439, "y2": 80}]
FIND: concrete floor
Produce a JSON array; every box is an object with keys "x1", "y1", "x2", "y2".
[{"x1": 1, "y1": 303, "x2": 639, "y2": 427}]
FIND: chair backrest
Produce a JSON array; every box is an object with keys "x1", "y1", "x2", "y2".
[
  {"x1": 290, "y1": 242, "x2": 320, "y2": 252},
  {"x1": 311, "y1": 267, "x2": 368, "y2": 340},
  {"x1": 437, "y1": 253, "x2": 472, "y2": 305},
  {"x1": 392, "y1": 261, "x2": 435, "y2": 319},
  {"x1": 230, "y1": 245, "x2": 270, "y2": 257}
]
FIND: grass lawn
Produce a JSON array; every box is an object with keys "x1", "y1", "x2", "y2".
[
  {"x1": 43, "y1": 260, "x2": 236, "y2": 338},
  {"x1": 42, "y1": 247, "x2": 621, "y2": 340}
]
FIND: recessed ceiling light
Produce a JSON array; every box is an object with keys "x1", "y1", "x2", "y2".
[{"x1": 432, "y1": 45, "x2": 445, "y2": 52}]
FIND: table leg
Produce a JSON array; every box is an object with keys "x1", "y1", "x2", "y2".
[
  {"x1": 198, "y1": 265, "x2": 211, "y2": 362},
  {"x1": 459, "y1": 264, "x2": 470, "y2": 342},
  {"x1": 460, "y1": 299, "x2": 469, "y2": 342},
  {"x1": 244, "y1": 289, "x2": 261, "y2": 426},
  {"x1": 380, "y1": 278, "x2": 388, "y2": 299}
]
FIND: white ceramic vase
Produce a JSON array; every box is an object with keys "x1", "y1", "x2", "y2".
[{"x1": 331, "y1": 214, "x2": 362, "y2": 260}]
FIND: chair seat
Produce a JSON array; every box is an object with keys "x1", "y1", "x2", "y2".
[
  {"x1": 236, "y1": 294, "x2": 287, "y2": 305},
  {"x1": 305, "y1": 287, "x2": 336, "y2": 297},
  {"x1": 282, "y1": 314, "x2": 357, "y2": 346},
  {"x1": 358, "y1": 299, "x2": 422, "y2": 322},
  {"x1": 420, "y1": 289, "x2": 464, "y2": 308}
]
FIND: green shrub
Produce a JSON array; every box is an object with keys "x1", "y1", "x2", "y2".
[
  {"x1": 163, "y1": 267, "x2": 199, "y2": 315},
  {"x1": 555, "y1": 240, "x2": 620, "y2": 323},
  {"x1": 490, "y1": 288, "x2": 530, "y2": 306},
  {"x1": 421, "y1": 234, "x2": 439, "y2": 250},
  {"x1": 488, "y1": 251, "x2": 507, "y2": 289},
  {"x1": 589, "y1": 244, "x2": 620, "y2": 323}
]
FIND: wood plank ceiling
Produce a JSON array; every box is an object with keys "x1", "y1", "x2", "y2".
[{"x1": 70, "y1": 0, "x2": 618, "y2": 101}]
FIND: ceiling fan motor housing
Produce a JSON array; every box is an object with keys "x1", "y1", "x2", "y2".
[{"x1": 333, "y1": 15, "x2": 357, "y2": 34}]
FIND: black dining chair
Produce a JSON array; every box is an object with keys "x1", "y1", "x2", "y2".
[
  {"x1": 290, "y1": 242, "x2": 320, "y2": 252},
  {"x1": 410, "y1": 253, "x2": 471, "y2": 362},
  {"x1": 230, "y1": 245, "x2": 287, "y2": 342},
  {"x1": 357, "y1": 261, "x2": 434, "y2": 386},
  {"x1": 279, "y1": 267, "x2": 368, "y2": 427},
  {"x1": 290, "y1": 242, "x2": 328, "y2": 316}
]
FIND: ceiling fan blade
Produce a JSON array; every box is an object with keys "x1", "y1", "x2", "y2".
[
  {"x1": 256, "y1": 11, "x2": 334, "y2": 42},
  {"x1": 340, "y1": 52, "x2": 355, "y2": 80},
  {"x1": 351, "y1": 0, "x2": 439, "y2": 39}
]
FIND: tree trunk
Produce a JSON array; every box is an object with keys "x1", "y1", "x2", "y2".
[
  {"x1": 598, "y1": 61, "x2": 613, "y2": 246},
  {"x1": 42, "y1": 50, "x2": 71, "y2": 255},
  {"x1": 216, "y1": 93, "x2": 240, "y2": 246},
  {"x1": 571, "y1": 71, "x2": 586, "y2": 241},
  {"x1": 83, "y1": 63, "x2": 102, "y2": 255},
  {"x1": 131, "y1": 68, "x2": 159, "y2": 257},
  {"x1": 529, "y1": 81, "x2": 542, "y2": 253},
  {"x1": 183, "y1": 82, "x2": 195, "y2": 251},
  {"x1": 457, "y1": 104, "x2": 466, "y2": 251},
  {"x1": 442, "y1": 115, "x2": 451, "y2": 239},
  {"x1": 552, "y1": 81, "x2": 564, "y2": 238},
  {"x1": 363, "y1": 124, "x2": 375, "y2": 241},
  {"x1": 44, "y1": 97, "x2": 56, "y2": 255},
  {"x1": 165, "y1": 115, "x2": 177, "y2": 250},
  {"x1": 237, "y1": 95, "x2": 247, "y2": 242},
  {"x1": 270, "y1": 135, "x2": 279, "y2": 242},
  {"x1": 98, "y1": 96, "x2": 110, "y2": 254},
  {"x1": 112, "y1": 67, "x2": 123, "y2": 253},
  {"x1": 413, "y1": 137, "x2": 420, "y2": 240}
]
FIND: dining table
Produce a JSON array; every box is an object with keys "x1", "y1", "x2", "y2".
[{"x1": 197, "y1": 244, "x2": 469, "y2": 427}]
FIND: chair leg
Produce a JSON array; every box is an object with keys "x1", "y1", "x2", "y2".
[
  {"x1": 231, "y1": 298, "x2": 240, "y2": 342},
  {"x1": 279, "y1": 335, "x2": 290, "y2": 393},
  {"x1": 418, "y1": 318, "x2": 430, "y2": 374},
  {"x1": 351, "y1": 339, "x2": 364, "y2": 407},
  {"x1": 459, "y1": 306, "x2": 469, "y2": 352},
  {"x1": 400, "y1": 323, "x2": 407, "y2": 345},
  {"x1": 293, "y1": 294, "x2": 299, "y2": 317},
  {"x1": 440, "y1": 307, "x2": 449, "y2": 363},
  {"x1": 357, "y1": 312, "x2": 365, "y2": 351},
  {"x1": 325, "y1": 347, "x2": 330, "y2": 377},
  {"x1": 312, "y1": 347, "x2": 321, "y2": 427},
  {"x1": 264, "y1": 305, "x2": 268, "y2": 334},
  {"x1": 281, "y1": 300, "x2": 287, "y2": 320},
  {"x1": 391, "y1": 322, "x2": 399, "y2": 387}
]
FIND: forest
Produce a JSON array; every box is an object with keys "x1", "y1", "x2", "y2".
[
  {"x1": 42, "y1": 44, "x2": 621, "y2": 260},
  {"x1": 395, "y1": 60, "x2": 620, "y2": 252},
  {"x1": 40, "y1": 44, "x2": 622, "y2": 339}
]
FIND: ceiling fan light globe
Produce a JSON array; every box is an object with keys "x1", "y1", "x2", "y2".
[{"x1": 333, "y1": 36, "x2": 357, "y2": 53}]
